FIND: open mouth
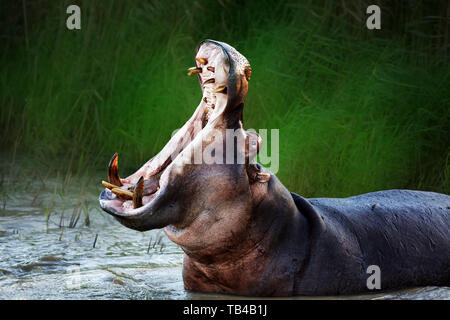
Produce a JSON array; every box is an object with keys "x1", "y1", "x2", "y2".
[{"x1": 99, "y1": 40, "x2": 251, "y2": 221}]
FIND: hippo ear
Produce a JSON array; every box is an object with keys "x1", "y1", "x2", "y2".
[{"x1": 246, "y1": 163, "x2": 271, "y2": 184}]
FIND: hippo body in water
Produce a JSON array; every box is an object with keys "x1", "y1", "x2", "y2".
[{"x1": 100, "y1": 40, "x2": 450, "y2": 296}]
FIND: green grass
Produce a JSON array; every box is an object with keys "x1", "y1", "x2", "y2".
[{"x1": 1, "y1": 0, "x2": 449, "y2": 197}]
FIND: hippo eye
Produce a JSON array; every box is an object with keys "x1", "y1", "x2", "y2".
[{"x1": 244, "y1": 66, "x2": 252, "y2": 81}]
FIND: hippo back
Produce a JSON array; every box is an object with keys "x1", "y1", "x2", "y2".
[{"x1": 291, "y1": 189, "x2": 450, "y2": 293}]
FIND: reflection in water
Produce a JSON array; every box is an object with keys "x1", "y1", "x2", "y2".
[{"x1": 0, "y1": 164, "x2": 448, "y2": 300}]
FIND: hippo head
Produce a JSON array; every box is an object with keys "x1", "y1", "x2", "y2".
[{"x1": 99, "y1": 40, "x2": 271, "y2": 259}]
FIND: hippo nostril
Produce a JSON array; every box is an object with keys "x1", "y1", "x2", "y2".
[{"x1": 207, "y1": 66, "x2": 215, "y2": 72}]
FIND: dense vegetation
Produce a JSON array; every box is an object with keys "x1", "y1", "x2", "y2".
[{"x1": 1, "y1": 0, "x2": 449, "y2": 197}]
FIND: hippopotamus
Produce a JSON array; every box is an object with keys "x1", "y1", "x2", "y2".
[{"x1": 99, "y1": 40, "x2": 450, "y2": 296}]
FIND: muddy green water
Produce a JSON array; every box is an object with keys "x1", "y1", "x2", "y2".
[{"x1": 0, "y1": 172, "x2": 448, "y2": 300}]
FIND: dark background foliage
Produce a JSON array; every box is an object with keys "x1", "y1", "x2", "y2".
[{"x1": 1, "y1": 0, "x2": 449, "y2": 196}]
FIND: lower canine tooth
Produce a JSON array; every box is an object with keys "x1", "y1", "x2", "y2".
[
  {"x1": 111, "y1": 188, "x2": 133, "y2": 200},
  {"x1": 214, "y1": 85, "x2": 227, "y2": 93},
  {"x1": 187, "y1": 67, "x2": 202, "y2": 76},
  {"x1": 133, "y1": 176, "x2": 144, "y2": 209}
]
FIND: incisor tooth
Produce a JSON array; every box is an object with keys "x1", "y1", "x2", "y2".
[
  {"x1": 203, "y1": 78, "x2": 215, "y2": 85},
  {"x1": 187, "y1": 67, "x2": 202, "y2": 76},
  {"x1": 111, "y1": 188, "x2": 133, "y2": 200},
  {"x1": 195, "y1": 57, "x2": 207, "y2": 65},
  {"x1": 214, "y1": 85, "x2": 227, "y2": 93},
  {"x1": 102, "y1": 181, "x2": 119, "y2": 190}
]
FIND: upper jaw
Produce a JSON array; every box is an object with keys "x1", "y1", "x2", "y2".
[
  {"x1": 195, "y1": 39, "x2": 251, "y2": 113},
  {"x1": 99, "y1": 40, "x2": 251, "y2": 231}
]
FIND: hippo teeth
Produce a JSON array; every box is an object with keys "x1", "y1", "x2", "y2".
[
  {"x1": 103, "y1": 179, "x2": 136, "y2": 200},
  {"x1": 195, "y1": 57, "x2": 207, "y2": 65},
  {"x1": 187, "y1": 67, "x2": 202, "y2": 76},
  {"x1": 214, "y1": 85, "x2": 227, "y2": 94},
  {"x1": 102, "y1": 180, "x2": 119, "y2": 190},
  {"x1": 104, "y1": 153, "x2": 161, "y2": 203},
  {"x1": 108, "y1": 153, "x2": 123, "y2": 187},
  {"x1": 111, "y1": 188, "x2": 133, "y2": 200},
  {"x1": 132, "y1": 176, "x2": 144, "y2": 209},
  {"x1": 101, "y1": 40, "x2": 250, "y2": 219},
  {"x1": 106, "y1": 42, "x2": 235, "y2": 209},
  {"x1": 188, "y1": 48, "x2": 229, "y2": 130},
  {"x1": 203, "y1": 78, "x2": 215, "y2": 85}
]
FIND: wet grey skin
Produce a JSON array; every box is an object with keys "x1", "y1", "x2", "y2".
[{"x1": 99, "y1": 40, "x2": 450, "y2": 296}]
